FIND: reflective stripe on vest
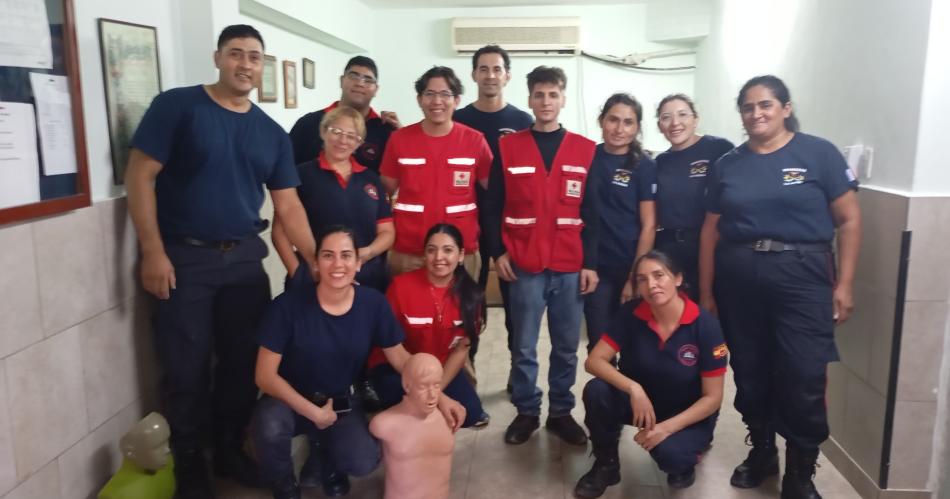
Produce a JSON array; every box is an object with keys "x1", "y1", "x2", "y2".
[
  {"x1": 448, "y1": 157, "x2": 475, "y2": 165},
  {"x1": 556, "y1": 218, "x2": 583, "y2": 225},
  {"x1": 561, "y1": 165, "x2": 588, "y2": 174},
  {"x1": 505, "y1": 217, "x2": 537, "y2": 225},
  {"x1": 405, "y1": 315, "x2": 434, "y2": 325},
  {"x1": 393, "y1": 203, "x2": 425, "y2": 212},
  {"x1": 507, "y1": 166, "x2": 536, "y2": 174},
  {"x1": 446, "y1": 203, "x2": 476, "y2": 214},
  {"x1": 398, "y1": 158, "x2": 426, "y2": 165}
]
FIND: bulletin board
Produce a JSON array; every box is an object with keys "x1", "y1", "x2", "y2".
[{"x1": 0, "y1": 0, "x2": 90, "y2": 226}]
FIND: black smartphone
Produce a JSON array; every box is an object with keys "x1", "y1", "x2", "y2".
[{"x1": 331, "y1": 396, "x2": 352, "y2": 413}]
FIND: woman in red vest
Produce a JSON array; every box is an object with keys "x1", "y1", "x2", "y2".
[{"x1": 369, "y1": 223, "x2": 490, "y2": 428}]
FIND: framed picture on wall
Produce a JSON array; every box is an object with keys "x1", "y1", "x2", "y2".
[
  {"x1": 283, "y1": 60, "x2": 297, "y2": 108},
  {"x1": 98, "y1": 18, "x2": 162, "y2": 185},
  {"x1": 302, "y1": 58, "x2": 315, "y2": 89},
  {"x1": 258, "y1": 54, "x2": 278, "y2": 103}
]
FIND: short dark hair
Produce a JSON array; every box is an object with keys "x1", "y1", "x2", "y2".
[
  {"x1": 656, "y1": 93, "x2": 698, "y2": 119},
  {"x1": 316, "y1": 225, "x2": 357, "y2": 255},
  {"x1": 414, "y1": 66, "x2": 464, "y2": 97},
  {"x1": 471, "y1": 45, "x2": 511, "y2": 71},
  {"x1": 344, "y1": 55, "x2": 378, "y2": 80},
  {"x1": 217, "y1": 24, "x2": 264, "y2": 51},
  {"x1": 736, "y1": 75, "x2": 800, "y2": 132},
  {"x1": 633, "y1": 249, "x2": 687, "y2": 292},
  {"x1": 526, "y1": 66, "x2": 566, "y2": 92}
]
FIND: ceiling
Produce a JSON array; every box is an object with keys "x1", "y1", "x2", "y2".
[{"x1": 360, "y1": 0, "x2": 643, "y2": 8}]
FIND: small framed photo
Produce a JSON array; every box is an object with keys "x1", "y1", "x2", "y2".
[
  {"x1": 258, "y1": 54, "x2": 278, "y2": 103},
  {"x1": 302, "y1": 58, "x2": 315, "y2": 89},
  {"x1": 283, "y1": 60, "x2": 297, "y2": 108}
]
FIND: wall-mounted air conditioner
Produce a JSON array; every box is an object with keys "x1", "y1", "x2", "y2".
[{"x1": 451, "y1": 17, "x2": 581, "y2": 56}]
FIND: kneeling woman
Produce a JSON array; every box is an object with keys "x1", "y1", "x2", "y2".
[
  {"x1": 252, "y1": 226, "x2": 464, "y2": 499},
  {"x1": 369, "y1": 223, "x2": 489, "y2": 428},
  {"x1": 574, "y1": 250, "x2": 727, "y2": 498}
]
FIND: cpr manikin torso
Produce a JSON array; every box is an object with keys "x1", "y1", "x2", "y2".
[
  {"x1": 370, "y1": 353, "x2": 455, "y2": 499},
  {"x1": 98, "y1": 412, "x2": 175, "y2": 499}
]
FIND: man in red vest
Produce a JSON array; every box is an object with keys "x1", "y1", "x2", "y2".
[{"x1": 489, "y1": 66, "x2": 601, "y2": 446}]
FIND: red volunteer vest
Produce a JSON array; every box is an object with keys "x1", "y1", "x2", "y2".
[
  {"x1": 500, "y1": 129, "x2": 596, "y2": 273},
  {"x1": 380, "y1": 122, "x2": 490, "y2": 254}
]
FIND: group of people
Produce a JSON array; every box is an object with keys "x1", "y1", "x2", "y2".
[{"x1": 124, "y1": 22, "x2": 861, "y2": 499}]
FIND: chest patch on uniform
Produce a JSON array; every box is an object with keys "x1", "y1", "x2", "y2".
[
  {"x1": 453, "y1": 170, "x2": 472, "y2": 187},
  {"x1": 358, "y1": 143, "x2": 379, "y2": 162},
  {"x1": 565, "y1": 179, "x2": 583, "y2": 198},
  {"x1": 712, "y1": 343, "x2": 728, "y2": 359},
  {"x1": 782, "y1": 167, "x2": 807, "y2": 186},
  {"x1": 677, "y1": 344, "x2": 699, "y2": 366},
  {"x1": 612, "y1": 169, "x2": 631, "y2": 187},
  {"x1": 364, "y1": 184, "x2": 379, "y2": 200},
  {"x1": 689, "y1": 161, "x2": 709, "y2": 178}
]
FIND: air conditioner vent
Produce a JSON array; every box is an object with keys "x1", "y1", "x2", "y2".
[{"x1": 452, "y1": 17, "x2": 581, "y2": 56}]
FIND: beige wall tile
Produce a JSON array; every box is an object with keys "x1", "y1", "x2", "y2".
[
  {"x1": 822, "y1": 436, "x2": 883, "y2": 499},
  {"x1": 906, "y1": 197, "x2": 950, "y2": 302},
  {"x1": 827, "y1": 363, "x2": 851, "y2": 438},
  {"x1": 0, "y1": 361, "x2": 17, "y2": 496},
  {"x1": 6, "y1": 327, "x2": 88, "y2": 481},
  {"x1": 97, "y1": 198, "x2": 139, "y2": 308},
  {"x1": 32, "y1": 207, "x2": 109, "y2": 336},
  {"x1": 888, "y1": 400, "x2": 937, "y2": 490},
  {"x1": 835, "y1": 284, "x2": 882, "y2": 383},
  {"x1": 57, "y1": 401, "x2": 143, "y2": 499},
  {"x1": 4, "y1": 460, "x2": 60, "y2": 499},
  {"x1": 863, "y1": 290, "x2": 897, "y2": 395},
  {"x1": 896, "y1": 301, "x2": 947, "y2": 402},
  {"x1": 0, "y1": 224, "x2": 42, "y2": 359},
  {"x1": 78, "y1": 301, "x2": 142, "y2": 430},
  {"x1": 840, "y1": 377, "x2": 887, "y2": 483},
  {"x1": 854, "y1": 189, "x2": 908, "y2": 299}
]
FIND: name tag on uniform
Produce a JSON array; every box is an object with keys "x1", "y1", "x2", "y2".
[
  {"x1": 566, "y1": 179, "x2": 582, "y2": 198},
  {"x1": 453, "y1": 170, "x2": 472, "y2": 187},
  {"x1": 689, "y1": 161, "x2": 709, "y2": 178}
]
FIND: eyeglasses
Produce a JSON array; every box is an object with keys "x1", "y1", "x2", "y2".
[
  {"x1": 326, "y1": 126, "x2": 363, "y2": 143},
  {"x1": 422, "y1": 90, "x2": 456, "y2": 101},
  {"x1": 344, "y1": 71, "x2": 377, "y2": 85},
  {"x1": 658, "y1": 111, "x2": 695, "y2": 123}
]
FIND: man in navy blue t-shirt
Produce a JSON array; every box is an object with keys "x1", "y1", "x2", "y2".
[
  {"x1": 453, "y1": 45, "x2": 533, "y2": 372},
  {"x1": 125, "y1": 25, "x2": 317, "y2": 499}
]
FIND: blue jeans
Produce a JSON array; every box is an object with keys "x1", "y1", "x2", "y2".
[{"x1": 509, "y1": 267, "x2": 583, "y2": 417}]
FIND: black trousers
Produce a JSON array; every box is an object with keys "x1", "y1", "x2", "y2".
[
  {"x1": 583, "y1": 379, "x2": 715, "y2": 475},
  {"x1": 655, "y1": 230, "x2": 700, "y2": 301},
  {"x1": 153, "y1": 237, "x2": 272, "y2": 453},
  {"x1": 714, "y1": 244, "x2": 838, "y2": 450},
  {"x1": 583, "y1": 264, "x2": 630, "y2": 350},
  {"x1": 470, "y1": 237, "x2": 514, "y2": 361}
]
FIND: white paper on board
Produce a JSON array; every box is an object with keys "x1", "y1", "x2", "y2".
[
  {"x1": 0, "y1": 0, "x2": 54, "y2": 69},
  {"x1": 0, "y1": 102, "x2": 42, "y2": 209},
  {"x1": 29, "y1": 72, "x2": 77, "y2": 175}
]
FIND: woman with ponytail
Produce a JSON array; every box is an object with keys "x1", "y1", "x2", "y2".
[
  {"x1": 368, "y1": 223, "x2": 490, "y2": 428},
  {"x1": 583, "y1": 93, "x2": 657, "y2": 351}
]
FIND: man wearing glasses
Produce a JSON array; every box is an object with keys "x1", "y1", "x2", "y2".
[
  {"x1": 290, "y1": 56, "x2": 400, "y2": 173},
  {"x1": 380, "y1": 66, "x2": 493, "y2": 276}
]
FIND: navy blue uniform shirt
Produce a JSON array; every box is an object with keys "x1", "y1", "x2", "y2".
[
  {"x1": 602, "y1": 296, "x2": 728, "y2": 421},
  {"x1": 132, "y1": 85, "x2": 299, "y2": 241},
  {"x1": 592, "y1": 145, "x2": 657, "y2": 270},
  {"x1": 296, "y1": 153, "x2": 392, "y2": 249},
  {"x1": 655, "y1": 135, "x2": 734, "y2": 231},
  {"x1": 705, "y1": 133, "x2": 858, "y2": 243},
  {"x1": 289, "y1": 102, "x2": 394, "y2": 173},
  {"x1": 258, "y1": 280, "x2": 404, "y2": 397}
]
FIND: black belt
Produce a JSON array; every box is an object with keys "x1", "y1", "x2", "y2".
[
  {"x1": 178, "y1": 236, "x2": 246, "y2": 251},
  {"x1": 657, "y1": 228, "x2": 699, "y2": 243},
  {"x1": 739, "y1": 239, "x2": 831, "y2": 252}
]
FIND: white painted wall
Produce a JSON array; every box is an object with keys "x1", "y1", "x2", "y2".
[
  {"x1": 368, "y1": 3, "x2": 696, "y2": 152},
  {"x1": 911, "y1": 0, "x2": 950, "y2": 195},
  {"x1": 694, "y1": 0, "x2": 932, "y2": 192}
]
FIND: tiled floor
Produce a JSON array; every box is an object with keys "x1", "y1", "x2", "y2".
[{"x1": 218, "y1": 309, "x2": 862, "y2": 498}]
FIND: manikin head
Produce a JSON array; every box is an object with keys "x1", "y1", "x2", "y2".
[
  {"x1": 119, "y1": 412, "x2": 171, "y2": 471},
  {"x1": 401, "y1": 353, "x2": 444, "y2": 416}
]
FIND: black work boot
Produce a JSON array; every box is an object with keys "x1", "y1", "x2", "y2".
[
  {"x1": 174, "y1": 448, "x2": 216, "y2": 499},
  {"x1": 213, "y1": 433, "x2": 268, "y2": 488},
  {"x1": 730, "y1": 423, "x2": 779, "y2": 488},
  {"x1": 573, "y1": 442, "x2": 621, "y2": 498},
  {"x1": 781, "y1": 445, "x2": 822, "y2": 499},
  {"x1": 271, "y1": 473, "x2": 301, "y2": 499}
]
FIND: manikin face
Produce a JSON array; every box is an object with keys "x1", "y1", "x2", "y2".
[
  {"x1": 417, "y1": 76, "x2": 460, "y2": 126},
  {"x1": 600, "y1": 103, "x2": 639, "y2": 152},
  {"x1": 403, "y1": 354, "x2": 444, "y2": 415},
  {"x1": 119, "y1": 412, "x2": 171, "y2": 471},
  {"x1": 321, "y1": 117, "x2": 363, "y2": 163},
  {"x1": 635, "y1": 258, "x2": 683, "y2": 308},
  {"x1": 739, "y1": 84, "x2": 792, "y2": 142},
  {"x1": 316, "y1": 232, "x2": 360, "y2": 289},
  {"x1": 340, "y1": 64, "x2": 378, "y2": 109},
  {"x1": 472, "y1": 52, "x2": 510, "y2": 98},
  {"x1": 213, "y1": 37, "x2": 263, "y2": 97},
  {"x1": 424, "y1": 232, "x2": 464, "y2": 283},
  {"x1": 528, "y1": 82, "x2": 566, "y2": 127},
  {"x1": 657, "y1": 99, "x2": 699, "y2": 150}
]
